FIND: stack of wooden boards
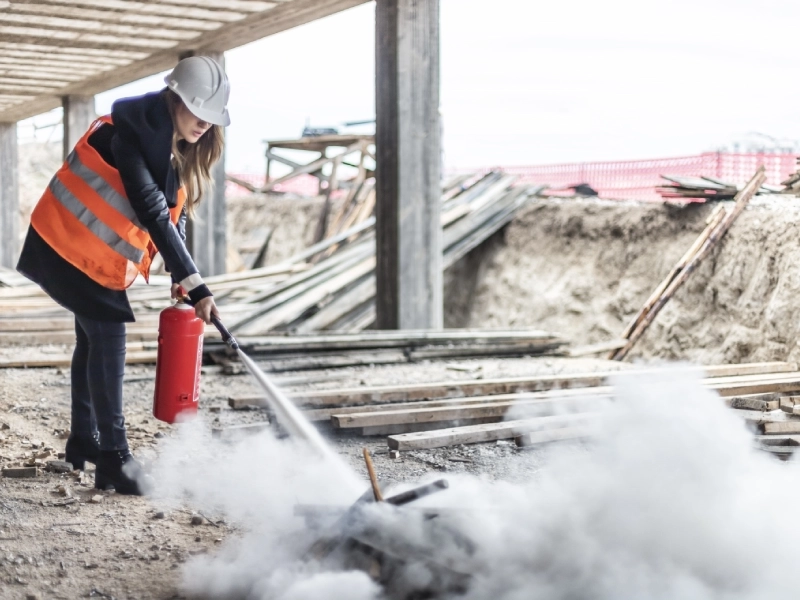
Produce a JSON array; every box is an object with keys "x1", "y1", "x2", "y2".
[
  {"x1": 657, "y1": 174, "x2": 781, "y2": 201},
  {"x1": 228, "y1": 361, "x2": 800, "y2": 451},
  {"x1": 747, "y1": 393, "x2": 800, "y2": 459},
  {"x1": 206, "y1": 329, "x2": 564, "y2": 373},
  {"x1": 225, "y1": 171, "x2": 544, "y2": 335},
  {"x1": 0, "y1": 171, "x2": 544, "y2": 367}
]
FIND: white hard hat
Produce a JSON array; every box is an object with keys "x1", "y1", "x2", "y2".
[{"x1": 164, "y1": 56, "x2": 230, "y2": 126}]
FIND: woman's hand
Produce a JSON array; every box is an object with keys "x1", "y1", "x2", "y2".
[
  {"x1": 194, "y1": 296, "x2": 219, "y2": 324},
  {"x1": 170, "y1": 283, "x2": 184, "y2": 300}
]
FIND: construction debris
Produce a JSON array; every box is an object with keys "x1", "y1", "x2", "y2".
[
  {"x1": 611, "y1": 167, "x2": 767, "y2": 361},
  {"x1": 2, "y1": 466, "x2": 39, "y2": 478},
  {"x1": 657, "y1": 174, "x2": 781, "y2": 201}
]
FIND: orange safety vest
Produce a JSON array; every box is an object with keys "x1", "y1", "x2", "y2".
[{"x1": 31, "y1": 115, "x2": 185, "y2": 291}]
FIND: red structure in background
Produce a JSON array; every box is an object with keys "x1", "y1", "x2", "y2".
[
  {"x1": 478, "y1": 152, "x2": 798, "y2": 201},
  {"x1": 227, "y1": 152, "x2": 799, "y2": 201}
]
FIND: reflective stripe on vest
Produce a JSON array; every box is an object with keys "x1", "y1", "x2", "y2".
[
  {"x1": 48, "y1": 176, "x2": 146, "y2": 265},
  {"x1": 30, "y1": 115, "x2": 185, "y2": 291},
  {"x1": 65, "y1": 150, "x2": 146, "y2": 232}
]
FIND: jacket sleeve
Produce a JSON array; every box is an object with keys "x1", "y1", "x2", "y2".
[
  {"x1": 110, "y1": 133, "x2": 212, "y2": 303},
  {"x1": 176, "y1": 204, "x2": 187, "y2": 242}
]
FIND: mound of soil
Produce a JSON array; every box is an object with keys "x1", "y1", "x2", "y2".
[{"x1": 456, "y1": 197, "x2": 800, "y2": 365}]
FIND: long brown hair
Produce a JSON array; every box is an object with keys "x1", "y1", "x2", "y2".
[{"x1": 164, "y1": 89, "x2": 224, "y2": 216}]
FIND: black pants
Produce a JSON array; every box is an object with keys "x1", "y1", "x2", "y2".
[{"x1": 70, "y1": 315, "x2": 128, "y2": 451}]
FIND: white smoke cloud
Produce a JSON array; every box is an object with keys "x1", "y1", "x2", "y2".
[
  {"x1": 150, "y1": 367, "x2": 800, "y2": 600},
  {"x1": 443, "y1": 368, "x2": 800, "y2": 600}
]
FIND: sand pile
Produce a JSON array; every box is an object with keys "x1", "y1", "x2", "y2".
[{"x1": 457, "y1": 197, "x2": 800, "y2": 365}]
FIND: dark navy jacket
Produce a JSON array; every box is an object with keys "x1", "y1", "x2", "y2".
[{"x1": 17, "y1": 90, "x2": 209, "y2": 322}]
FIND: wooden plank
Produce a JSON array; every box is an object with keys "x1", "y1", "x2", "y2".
[
  {"x1": 611, "y1": 205, "x2": 726, "y2": 356},
  {"x1": 238, "y1": 256, "x2": 376, "y2": 334},
  {"x1": 331, "y1": 396, "x2": 604, "y2": 429},
  {"x1": 515, "y1": 426, "x2": 596, "y2": 448},
  {"x1": 229, "y1": 245, "x2": 374, "y2": 331},
  {"x1": 375, "y1": 0, "x2": 442, "y2": 329},
  {"x1": 729, "y1": 409, "x2": 792, "y2": 424},
  {"x1": 568, "y1": 340, "x2": 626, "y2": 357},
  {"x1": 704, "y1": 362, "x2": 796, "y2": 378},
  {"x1": 360, "y1": 417, "x2": 500, "y2": 436},
  {"x1": 387, "y1": 414, "x2": 598, "y2": 450},
  {"x1": 755, "y1": 435, "x2": 800, "y2": 446},
  {"x1": 247, "y1": 348, "x2": 410, "y2": 372},
  {"x1": 760, "y1": 421, "x2": 800, "y2": 435},
  {"x1": 0, "y1": 122, "x2": 18, "y2": 268},
  {"x1": 727, "y1": 393, "x2": 782, "y2": 411},
  {"x1": 712, "y1": 377, "x2": 800, "y2": 398},
  {"x1": 227, "y1": 329, "x2": 560, "y2": 353},
  {"x1": 211, "y1": 421, "x2": 271, "y2": 440}
]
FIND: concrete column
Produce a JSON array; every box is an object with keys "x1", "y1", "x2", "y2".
[
  {"x1": 62, "y1": 95, "x2": 95, "y2": 160},
  {"x1": 186, "y1": 52, "x2": 227, "y2": 277},
  {"x1": 0, "y1": 122, "x2": 19, "y2": 268},
  {"x1": 375, "y1": 0, "x2": 442, "y2": 329}
]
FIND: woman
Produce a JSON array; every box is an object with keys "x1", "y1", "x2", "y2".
[{"x1": 16, "y1": 56, "x2": 230, "y2": 495}]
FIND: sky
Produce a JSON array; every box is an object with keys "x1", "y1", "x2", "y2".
[{"x1": 17, "y1": 0, "x2": 800, "y2": 173}]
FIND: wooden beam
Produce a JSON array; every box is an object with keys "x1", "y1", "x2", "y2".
[
  {"x1": 62, "y1": 95, "x2": 95, "y2": 160},
  {"x1": 186, "y1": 51, "x2": 227, "y2": 277},
  {"x1": 387, "y1": 414, "x2": 597, "y2": 450},
  {"x1": 297, "y1": 387, "x2": 613, "y2": 422},
  {"x1": 6, "y1": 4, "x2": 228, "y2": 32},
  {"x1": 0, "y1": 122, "x2": 18, "y2": 268},
  {"x1": 515, "y1": 426, "x2": 596, "y2": 448},
  {"x1": 331, "y1": 397, "x2": 603, "y2": 429},
  {"x1": 375, "y1": 0, "x2": 442, "y2": 329}
]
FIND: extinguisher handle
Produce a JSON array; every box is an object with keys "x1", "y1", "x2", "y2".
[{"x1": 180, "y1": 296, "x2": 239, "y2": 351}]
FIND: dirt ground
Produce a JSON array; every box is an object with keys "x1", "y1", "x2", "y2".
[{"x1": 0, "y1": 355, "x2": 630, "y2": 600}]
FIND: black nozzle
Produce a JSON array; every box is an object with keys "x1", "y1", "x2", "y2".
[
  {"x1": 211, "y1": 315, "x2": 239, "y2": 351},
  {"x1": 181, "y1": 296, "x2": 239, "y2": 351}
]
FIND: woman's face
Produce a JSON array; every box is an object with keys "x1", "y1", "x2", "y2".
[{"x1": 174, "y1": 101, "x2": 211, "y2": 144}]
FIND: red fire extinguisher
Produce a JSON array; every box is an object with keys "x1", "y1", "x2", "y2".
[{"x1": 153, "y1": 301, "x2": 205, "y2": 424}]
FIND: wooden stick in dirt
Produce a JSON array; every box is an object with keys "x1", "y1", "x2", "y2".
[
  {"x1": 362, "y1": 448, "x2": 384, "y2": 501},
  {"x1": 607, "y1": 204, "x2": 726, "y2": 358},
  {"x1": 611, "y1": 166, "x2": 766, "y2": 361}
]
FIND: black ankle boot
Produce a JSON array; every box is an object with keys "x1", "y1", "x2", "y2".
[
  {"x1": 64, "y1": 432, "x2": 100, "y2": 471},
  {"x1": 95, "y1": 450, "x2": 150, "y2": 496}
]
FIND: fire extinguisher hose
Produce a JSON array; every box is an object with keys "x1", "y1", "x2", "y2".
[{"x1": 181, "y1": 297, "x2": 239, "y2": 351}]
